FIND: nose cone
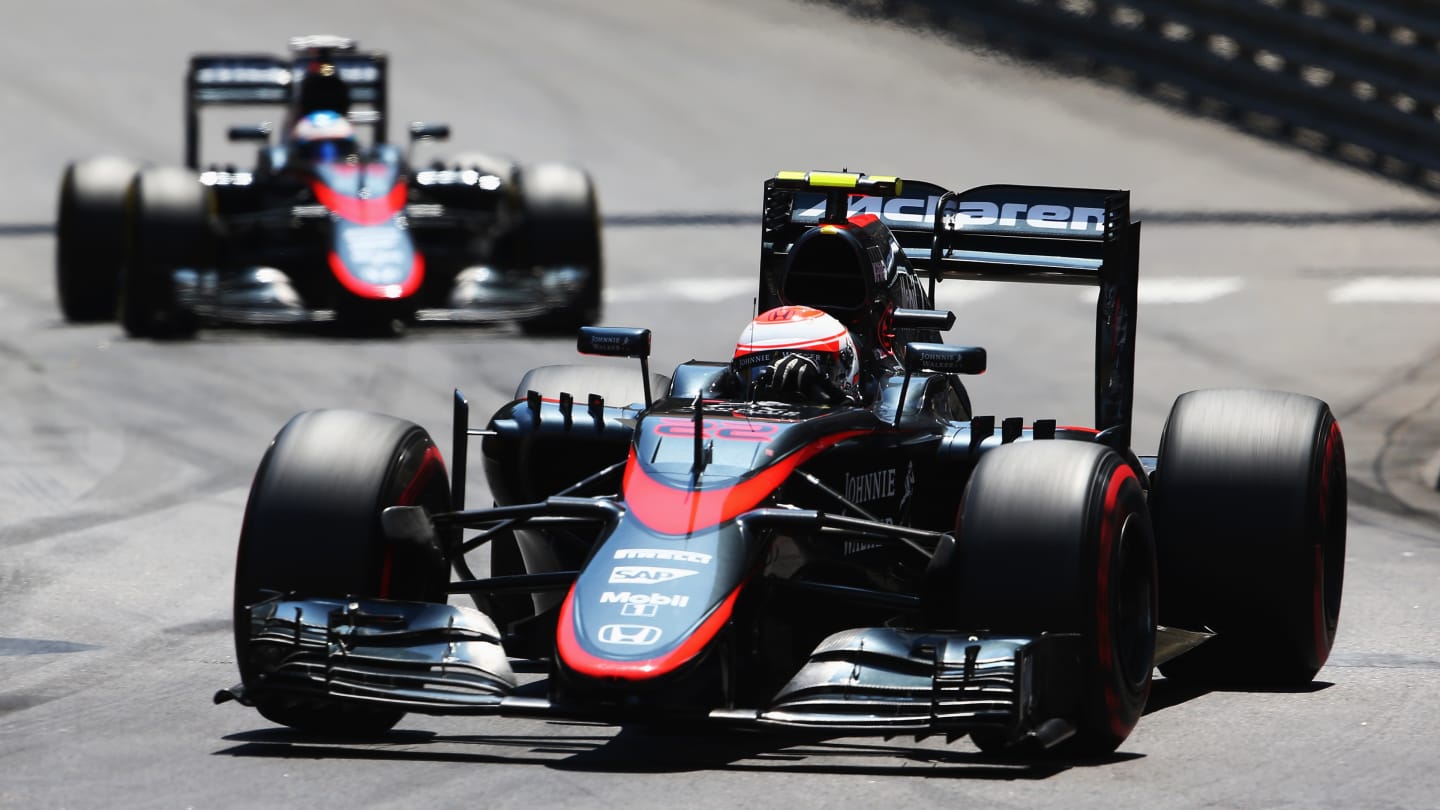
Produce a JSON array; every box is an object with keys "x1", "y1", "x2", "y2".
[{"x1": 555, "y1": 516, "x2": 749, "y2": 682}]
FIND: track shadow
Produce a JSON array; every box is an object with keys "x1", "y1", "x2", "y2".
[
  {"x1": 215, "y1": 721, "x2": 1141, "y2": 780},
  {"x1": 1144, "y1": 676, "x2": 1335, "y2": 716},
  {"x1": 0, "y1": 223, "x2": 52, "y2": 237}
]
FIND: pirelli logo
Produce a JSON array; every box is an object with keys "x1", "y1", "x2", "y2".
[{"x1": 613, "y1": 548, "x2": 712, "y2": 564}]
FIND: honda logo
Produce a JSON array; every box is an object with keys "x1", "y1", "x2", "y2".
[{"x1": 597, "y1": 624, "x2": 663, "y2": 646}]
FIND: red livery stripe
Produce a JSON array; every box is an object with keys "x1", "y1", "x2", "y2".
[
  {"x1": 327, "y1": 250, "x2": 425, "y2": 300},
  {"x1": 622, "y1": 430, "x2": 868, "y2": 536},
  {"x1": 311, "y1": 178, "x2": 408, "y2": 226}
]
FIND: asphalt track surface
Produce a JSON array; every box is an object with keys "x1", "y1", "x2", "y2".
[{"x1": 4, "y1": 1, "x2": 1440, "y2": 807}]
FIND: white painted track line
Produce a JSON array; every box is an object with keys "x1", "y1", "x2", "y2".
[
  {"x1": 1330, "y1": 277, "x2": 1440, "y2": 303},
  {"x1": 609, "y1": 274, "x2": 1440, "y2": 306}
]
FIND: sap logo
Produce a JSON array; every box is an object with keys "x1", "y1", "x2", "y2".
[
  {"x1": 609, "y1": 566, "x2": 699, "y2": 585},
  {"x1": 844, "y1": 469, "x2": 896, "y2": 504},
  {"x1": 601, "y1": 591, "x2": 690, "y2": 608},
  {"x1": 597, "y1": 624, "x2": 662, "y2": 645},
  {"x1": 948, "y1": 201, "x2": 1104, "y2": 233},
  {"x1": 614, "y1": 548, "x2": 713, "y2": 565}
]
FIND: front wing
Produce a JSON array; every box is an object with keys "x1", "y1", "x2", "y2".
[{"x1": 219, "y1": 593, "x2": 1084, "y2": 748}]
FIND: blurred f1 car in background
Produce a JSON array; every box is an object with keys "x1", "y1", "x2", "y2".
[
  {"x1": 55, "y1": 35, "x2": 602, "y2": 337},
  {"x1": 218, "y1": 171, "x2": 1347, "y2": 758}
]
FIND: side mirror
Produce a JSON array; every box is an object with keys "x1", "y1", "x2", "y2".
[
  {"x1": 409, "y1": 122, "x2": 451, "y2": 142},
  {"x1": 578, "y1": 326, "x2": 654, "y2": 406},
  {"x1": 904, "y1": 342, "x2": 986, "y2": 375},
  {"x1": 227, "y1": 123, "x2": 272, "y2": 143},
  {"x1": 893, "y1": 342, "x2": 985, "y2": 429},
  {"x1": 578, "y1": 326, "x2": 651, "y2": 359},
  {"x1": 891, "y1": 308, "x2": 955, "y2": 331}
]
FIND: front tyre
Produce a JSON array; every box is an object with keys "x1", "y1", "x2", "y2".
[
  {"x1": 234, "y1": 410, "x2": 452, "y2": 734},
  {"x1": 1151, "y1": 389, "x2": 1346, "y2": 686},
  {"x1": 948, "y1": 441, "x2": 1157, "y2": 756}
]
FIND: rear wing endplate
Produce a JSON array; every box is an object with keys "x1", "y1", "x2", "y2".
[
  {"x1": 761, "y1": 172, "x2": 1141, "y2": 448},
  {"x1": 184, "y1": 45, "x2": 389, "y2": 168}
]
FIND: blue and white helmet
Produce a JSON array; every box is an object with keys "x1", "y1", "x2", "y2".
[{"x1": 292, "y1": 110, "x2": 357, "y2": 161}]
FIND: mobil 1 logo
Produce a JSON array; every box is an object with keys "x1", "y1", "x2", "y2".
[{"x1": 600, "y1": 591, "x2": 691, "y2": 618}]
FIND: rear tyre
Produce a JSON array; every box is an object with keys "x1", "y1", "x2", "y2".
[
  {"x1": 1151, "y1": 389, "x2": 1346, "y2": 686},
  {"x1": 234, "y1": 410, "x2": 452, "y2": 735},
  {"x1": 120, "y1": 167, "x2": 210, "y2": 338},
  {"x1": 513, "y1": 164, "x2": 603, "y2": 335},
  {"x1": 948, "y1": 441, "x2": 1156, "y2": 756},
  {"x1": 55, "y1": 157, "x2": 137, "y2": 322}
]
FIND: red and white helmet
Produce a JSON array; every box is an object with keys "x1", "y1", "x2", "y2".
[{"x1": 733, "y1": 305, "x2": 859, "y2": 390}]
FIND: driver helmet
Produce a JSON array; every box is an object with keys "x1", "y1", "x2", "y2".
[
  {"x1": 292, "y1": 109, "x2": 358, "y2": 162},
  {"x1": 733, "y1": 305, "x2": 859, "y2": 392}
]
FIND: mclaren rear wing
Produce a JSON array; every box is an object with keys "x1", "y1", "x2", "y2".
[
  {"x1": 761, "y1": 171, "x2": 1141, "y2": 448},
  {"x1": 184, "y1": 36, "x2": 389, "y2": 168}
]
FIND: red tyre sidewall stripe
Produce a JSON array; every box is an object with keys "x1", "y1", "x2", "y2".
[
  {"x1": 398, "y1": 444, "x2": 446, "y2": 506},
  {"x1": 1312, "y1": 420, "x2": 1342, "y2": 666},
  {"x1": 1097, "y1": 463, "x2": 1138, "y2": 738},
  {"x1": 380, "y1": 443, "x2": 446, "y2": 599}
]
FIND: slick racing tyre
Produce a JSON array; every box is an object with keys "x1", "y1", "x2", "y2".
[
  {"x1": 947, "y1": 441, "x2": 1157, "y2": 756},
  {"x1": 55, "y1": 157, "x2": 137, "y2": 322},
  {"x1": 513, "y1": 163, "x2": 603, "y2": 336},
  {"x1": 234, "y1": 410, "x2": 452, "y2": 735},
  {"x1": 1150, "y1": 389, "x2": 1346, "y2": 686},
  {"x1": 120, "y1": 167, "x2": 210, "y2": 338}
]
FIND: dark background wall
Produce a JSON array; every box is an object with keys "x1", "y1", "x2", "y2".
[{"x1": 829, "y1": 0, "x2": 1440, "y2": 194}]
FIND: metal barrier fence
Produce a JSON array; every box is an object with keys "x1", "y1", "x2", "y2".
[{"x1": 834, "y1": 0, "x2": 1440, "y2": 190}]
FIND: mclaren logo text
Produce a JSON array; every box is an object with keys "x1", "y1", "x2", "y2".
[
  {"x1": 795, "y1": 196, "x2": 1104, "y2": 233},
  {"x1": 609, "y1": 566, "x2": 699, "y2": 585},
  {"x1": 947, "y1": 201, "x2": 1105, "y2": 232}
]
